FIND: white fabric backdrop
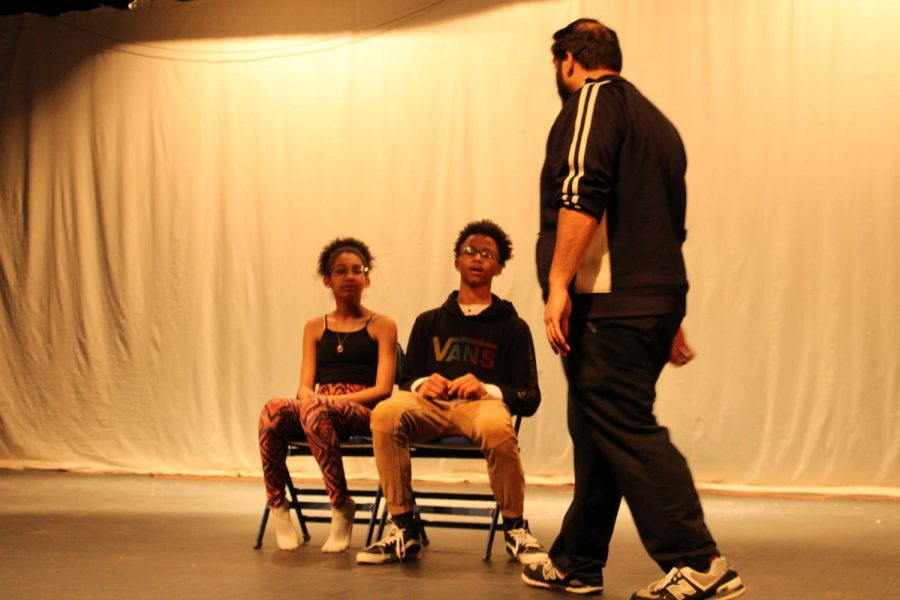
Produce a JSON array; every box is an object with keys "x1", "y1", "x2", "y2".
[{"x1": 1, "y1": 0, "x2": 898, "y2": 489}]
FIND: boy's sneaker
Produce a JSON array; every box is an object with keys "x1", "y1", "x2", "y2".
[
  {"x1": 355, "y1": 518, "x2": 422, "y2": 564},
  {"x1": 504, "y1": 520, "x2": 549, "y2": 565},
  {"x1": 522, "y1": 558, "x2": 604, "y2": 595},
  {"x1": 631, "y1": 556, "x2": 746, "y2": 600}
]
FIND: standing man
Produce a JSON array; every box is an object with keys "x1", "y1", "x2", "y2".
[
  {"x1": 523, "y1": 19, "x2": 745, "y2": 600},
  {"x1": 357, "y1": 219, "x2": 547, "y2": 566}
]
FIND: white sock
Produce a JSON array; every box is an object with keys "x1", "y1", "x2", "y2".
[
  {"x1": 321, "y1": 498, "x2": 356, "y2": 553},
  {"x1": 271, "y1": 504, "x2": 301, "y2": 551}
]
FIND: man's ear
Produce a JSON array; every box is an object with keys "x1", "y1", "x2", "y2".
[
  {"x1": 323, "y1": 276, "x2": 332, "y2": 287},
  {"x1": 454, "y1": 257, "x2": 461, "y2": 272},
  {"x1": 564, "y1": 51, "x2": 576, "y2": 76}
]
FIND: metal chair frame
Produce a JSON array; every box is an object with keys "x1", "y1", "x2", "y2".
[
  {"x1": 252, "y1": 343, "x2": 404, "y2": 550},
  {"x1": 253, "y1": 342, "x2": 526, "y2": 561},
  {"x1": 253, "y1": 436, "x2": 383, "y2": 549},
  {"x1": 375, "y1": 414, "x2": 524, "y2": 561}
]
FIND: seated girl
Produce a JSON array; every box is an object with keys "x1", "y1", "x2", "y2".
[{"x1": 258, "y1": 237, "x2": 397, "y2": 552}]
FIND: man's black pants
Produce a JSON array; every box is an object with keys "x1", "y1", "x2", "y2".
[{"x1": 549, "y1": 314, "x2": 718, "y2": 581}]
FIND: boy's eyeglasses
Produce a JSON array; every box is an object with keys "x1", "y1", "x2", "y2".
[
  {"x1": 330, "y1": 265, "x2": 369, "y2": 277},
  {"x1": 460, "y1": 246, "x2": 497, "y2": 261}
]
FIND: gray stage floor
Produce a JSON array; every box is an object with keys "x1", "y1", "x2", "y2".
[{"x1": 1, "y1": 470, "x2": 897, "y2": 599}]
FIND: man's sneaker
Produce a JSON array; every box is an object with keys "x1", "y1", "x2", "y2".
[
  {"x1": 522, "y1": 558, "x2": 604, "y2": 595},
  {"x1": 355, "y1": 518, "x2": 422, "y2": 564},
  {"x1": 504, "y1": 520, "x2": 549, "y2": 565},
  {"x1": 631, "y1": 556, "x2": 746, "y2": 600}
]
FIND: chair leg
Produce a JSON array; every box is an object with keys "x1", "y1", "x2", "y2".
[
  {"x1": 412, "y1": 496, "x2": 430, "y2": 546},
  {"x1": 254, "y1": 503, "x2": 271, "y2": 549},
  {"x1": 285, "y1": 473, "x2": 310, "y2": 542},
  {"x1": 365, "y1": 484, "x2": 383, "y2": 546},
  {"x1": 376, "y1": 501, "x2": 389, "y2": 540},
  {"x1": 484, "y1": 504, "x2": 501, "y2": 561}
]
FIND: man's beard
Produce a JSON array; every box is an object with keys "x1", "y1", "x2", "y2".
[{"x1": 556, "y1": 67, "x2": 571, "y2": 104}]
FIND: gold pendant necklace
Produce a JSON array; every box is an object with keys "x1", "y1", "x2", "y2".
[
  {"x1": 336, "y1": 329, "x2": 350, "y2": 353},
  {"x1": 334, "y1": 317, "x2": 358, "y2": 353}
]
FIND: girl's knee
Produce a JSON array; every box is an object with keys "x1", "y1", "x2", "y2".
[
  {"x1": 260, "y1": 397, "x2": 292, "y2": 429},
  {"x1": 299, "y1": 397, "x2": 329, "y2": 424}
]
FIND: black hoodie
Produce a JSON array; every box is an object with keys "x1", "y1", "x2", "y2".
[{"x1": 399, "y1": 292, "x2": 541, "y2": 417}]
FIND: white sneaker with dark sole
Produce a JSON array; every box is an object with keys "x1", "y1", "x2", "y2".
[{"x1": 631, "y1": 556, "x2": 746, "y2": 600}]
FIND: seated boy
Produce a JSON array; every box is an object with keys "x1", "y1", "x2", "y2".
[{"x1": 357, "y1": 219, "x2": 546, "y2": 565}]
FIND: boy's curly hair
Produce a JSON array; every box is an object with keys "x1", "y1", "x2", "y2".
[{"x1": 453, "y1": 219, "x2": 513, "y2": 265}]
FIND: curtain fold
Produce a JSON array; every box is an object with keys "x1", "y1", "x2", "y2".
[{"x1": 1, "y1": 0, "x2": 898, "y2": 488}]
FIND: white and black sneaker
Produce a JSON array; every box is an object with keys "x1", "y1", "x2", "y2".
[
  {"x1": 355, "y1": 518, "x2": 422, "y2": 564},
  {"x1": 504, "y1": 520, "x2": 549, "y2": 565},
  {"x1": 522, "y1": 558, "x2": 604, "y2": 595},
  {"x1": 631, "y1": 556, "x2": 746, "y2": 600}
]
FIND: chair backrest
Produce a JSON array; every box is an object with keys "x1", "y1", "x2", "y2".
[{"x1": 394, "y1": 343, "x2": 404, "y2": 386}]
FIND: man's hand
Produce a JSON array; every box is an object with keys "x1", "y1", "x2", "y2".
[
  {"x1": 417, "y1": 373, "x2": 452, "y2": 400},
  {"x1": 448, "y1": 373, "x2": 487, "y2": 400},
  {"x1": 544, "y1": 286, "x2": 572, "y2": 356},
  {"x1": 298, "y1": 387, "x2": 316, "y2": 402},
  {"x1": 668, "y1": 327, "x2": 696, "y2": 367}
]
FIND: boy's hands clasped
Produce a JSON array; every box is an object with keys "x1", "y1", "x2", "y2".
[{"x1": 418, "y1": 372, "x2": 487, "y2": 400}]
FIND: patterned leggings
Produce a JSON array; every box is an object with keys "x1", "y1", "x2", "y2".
[{"x1": 258, "y1": 383, "x2": 371, "y2": 508}]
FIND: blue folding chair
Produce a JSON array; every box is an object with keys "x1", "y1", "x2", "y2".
[
  {"x1": 374, "y1": 414, "x2": 524, "y2": 561},
  {"x1": 252, "y1": 344, "x2": 404, "y2": 549}
]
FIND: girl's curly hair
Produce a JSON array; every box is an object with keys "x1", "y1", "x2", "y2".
[{"x1": 317, "y1": 237, "x2": 374, "y2": 277}]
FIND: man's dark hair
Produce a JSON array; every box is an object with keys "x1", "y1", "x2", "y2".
[
  {"x1": 551, "y1": 18, "x2": 622, "y2": 72},
  {"x1": 453, "y1": 219, "x2": 513, "y2": 266},
  {"x1": 317, "y1": 237, "x2": 373, "y2": 277}
]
